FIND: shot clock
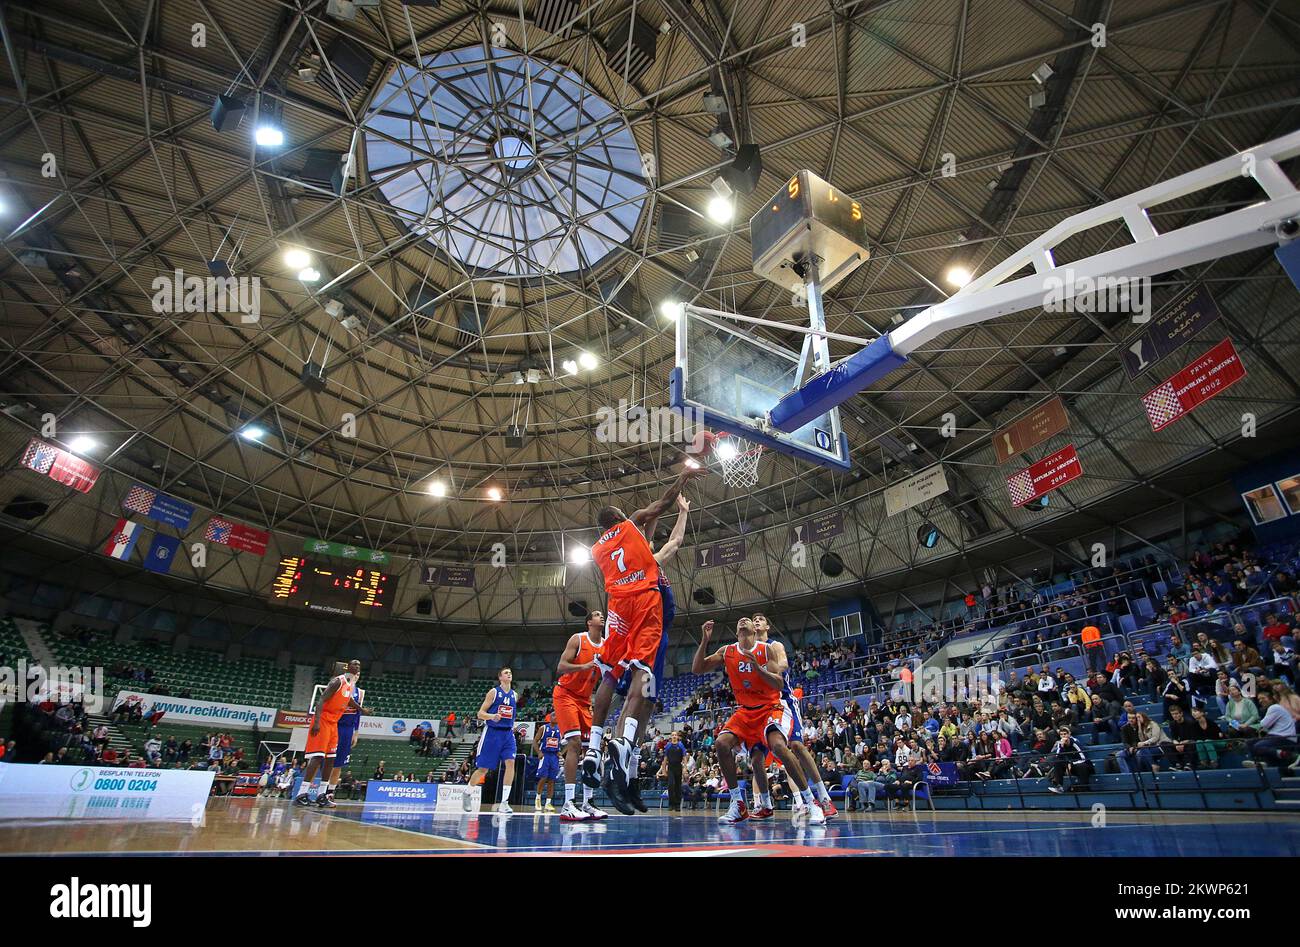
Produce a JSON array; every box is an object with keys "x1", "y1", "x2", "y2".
[{"x1": 750, "y1": 170, "x2": 871, "y2": 291}]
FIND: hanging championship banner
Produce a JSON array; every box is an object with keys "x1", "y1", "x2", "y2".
[
  {"x1": 1121, "y1": 285, "x2": 1222, "y2": 379},
  {"x1": 1141, "y1": 338, "x2": 1246, "y2": 433},
  {"x1": 122, "y1": 483, "x2": 195, "y2": 530},
  {"x1": 305, "y1": 538, "x2": 391, "y2": 566},
  {"x1": 695, "y1": 539, "x2": 747, "y2": 569},
  {"x1": 790, "y1": 509, "x2": 845, "y2": 545},
  {"x1": 19, "y1": 438, "x2": 100, "y2": 494},
  {"x1": 1006, "y1": 445, "x2": 1082, "y2": 508},
  {"x1": 422, "y1": 564, "x2": 476, "y2": 588},
  {"x1": 883, "y1": 465, "x2": 950, "y2": 516},
  {"x1": 991, "y1": 397, "x2": 1069, "y2": 464},
  {"x1": 204, "y1": 517, "x2": 270, "y2": 556}
]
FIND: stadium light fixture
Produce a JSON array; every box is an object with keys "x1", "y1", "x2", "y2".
[
  {"x1": 561, "y1": 359, "x2": 579, "y2": 375},
  {"x1": 255, "y1": 125, "x2": 285, "y2": 147},
  {"x1": 486, "y1": 486, "x2": 503, "y2": 501},
  {"x1": 427, "y1": 480, "x2": 447, "y2": 497},
  {"x1": 240, "y1": 425, "x2": 266, "y2": 442},
  {"x1": 68, "y1": 436, "x2": 98, "y2": 454},
  {"x1": 716, "y1": 439, "x2": 738, "y2": 461},
  {"x1": 945, "y1": 265, "x2": 973, "y2": 288},
  {"x1": 660, "y1": 300, "x2": 684, "y2": 320},
  {"x1": 298, "y1": 267, "x2": 321, "y2": 282},
  {"x1": 284, "y1": 247, "x2": 312, "y2": 269},
  {"x1": 706, "y1": 177, "x2": 735, "y2": 224},
  {"x1": 578, "y1": 351, "x2": 598, "y2": 371},
  {"x1": 568, "y1": 543, "x2": 591, "y2": 564}
]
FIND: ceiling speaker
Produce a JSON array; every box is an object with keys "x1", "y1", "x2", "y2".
[
  {"x1": 211, "y1": 94, "x2": 246, "y2": 133},
  {"x1": 820, "y1": 552, "x2": 845, "y2": 577},
  {"x1": 692, "y1": 586, "x2": 716, "y2": 606},
  {"x1": 722, "y1": 144, "x2": 762, "y2": 196}
]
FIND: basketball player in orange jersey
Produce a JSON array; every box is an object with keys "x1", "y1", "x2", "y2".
[
  {"x1": 296, "y1": 659, "x2": 370, "y2": 808},
  {"x1": 582, "y1": 463, "x2": 704, "y2": 813},
  {"x1": 753, "y1": 613, "x2": 837, "y2": 818},
  {"x1": 691, "y1": 618, "x2": 826, "y2": 825},
  {"x1": 553, "y1": 609, "x2": 608, "y2": 822}
]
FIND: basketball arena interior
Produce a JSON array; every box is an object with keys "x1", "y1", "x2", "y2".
[{"x1": 1, "y1": 0, "x2": 1300, "y2": 896}]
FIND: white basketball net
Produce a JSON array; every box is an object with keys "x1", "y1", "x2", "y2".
[{"x1": 714, "y1": 438, "x2": 764, "y2": 488}]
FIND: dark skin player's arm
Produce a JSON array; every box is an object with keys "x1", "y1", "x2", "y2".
[
  {"x1": 556, "y1": 634, "x2": 595, "y2": 675},
  {"x1": 630, "y1": 466, "x2": 704, "y2": 532},
  {"x1": 692, "y1": 621, "x2": 727, "y2": 674}
]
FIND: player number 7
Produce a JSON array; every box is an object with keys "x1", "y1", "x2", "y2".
[{"x1": 610, "y1": 547, "x2": 626, "y2": 572}]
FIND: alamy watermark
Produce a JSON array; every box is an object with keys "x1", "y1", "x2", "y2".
[
  {"x1": 889, "y1": 658, "x2": 1004, "y2": 705},
  {"x1": 1043, "y1": 269, "x2": 1151, "y2": 322},
  {"x1": 0, "y1": 660, "x2": 106, "y2": 713},
  {"x1": 151, "y1": 268, "x2": 261, "y2": 323},
  {"x1": 594, "y1": 400, "x2": 704, "y2": 446}
]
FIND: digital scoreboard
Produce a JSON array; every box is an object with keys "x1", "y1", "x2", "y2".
[
  {"x1": 268, "y1": 555, "x2": 396, "y2": 619},
  {"x1": 750, "y1": 170, "x2": 871, "y2": 291}
]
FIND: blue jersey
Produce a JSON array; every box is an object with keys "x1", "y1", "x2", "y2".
[
  {"x1": 658, "y1": 574, "x2": 676, "y2": 628},
  {"x1": 338, "y1": 683, "x2": 362, "y2": 730},
  {"x1": 539, "y1": 723, "x2": 561, "y2": 755},
  {"x1": 486, "y1": 686, "x2": 516, "y2": 730},
  {"x1": 766, "y1": 634, "x2": 793, "y2": 699}
]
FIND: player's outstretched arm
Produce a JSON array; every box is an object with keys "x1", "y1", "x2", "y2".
[
  {"x1": 692, "y1": 620, "x2": 726, "y2": 674},
  {"x1": 653, "y1": 495, "x2": 691, "y2": 565},
  {"x1": 630, "y1": 464, "x2": 704, "y2": 531}
]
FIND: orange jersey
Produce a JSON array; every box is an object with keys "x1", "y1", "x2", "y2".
[
  {"x1": 592, "y1": 520, "x2": 659, "y2": 596},
  {"x1": 724, "y1": 642, "x2": 781, "y2": 708},
  {"x1": 557, "y1": 633, "x2": 602, "y2": 699},
  {"x1": 319, "y1": 676, "x2": 354, "y2": 722}
]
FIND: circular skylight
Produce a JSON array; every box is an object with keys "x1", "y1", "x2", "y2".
[{"x1": 363, "y1": 46, "x2": 648, "y2": 279}]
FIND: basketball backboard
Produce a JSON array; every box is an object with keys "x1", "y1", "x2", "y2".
[{"x1": 669, "y1": 306, "x2": 850, "y2": 469}]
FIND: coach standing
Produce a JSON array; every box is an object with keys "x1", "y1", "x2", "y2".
[{"x1": 663, "y1": 731, "x2": 686, "y2": 810}]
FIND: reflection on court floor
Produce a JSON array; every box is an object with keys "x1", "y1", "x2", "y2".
[{"x1": 3, "y1": 797, "x2": 1300, "y2": 856}]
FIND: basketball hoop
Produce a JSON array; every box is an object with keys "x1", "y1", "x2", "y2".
[{"x1": 714, "y1": 436, "x2": 764, "y2": 488}]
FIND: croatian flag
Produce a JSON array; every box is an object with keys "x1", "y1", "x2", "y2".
[{"x1": 104, "y1": 519, "x2": 142, "y2": 560}]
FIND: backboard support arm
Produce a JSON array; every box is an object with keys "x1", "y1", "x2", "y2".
[{"x1": 766, "y1": 131, "x2": 1300, "y2": 434}]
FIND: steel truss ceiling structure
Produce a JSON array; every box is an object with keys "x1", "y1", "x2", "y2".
[{"x1": 0, "y1": 0, "x2": 1298, "y2": 634}]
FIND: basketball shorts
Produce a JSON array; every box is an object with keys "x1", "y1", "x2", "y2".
[
  {"x1": 536, "y1": 753, "x2": 561, "y2": 780},
  {"x1": 475, "y1": 726, "x2": 517, "y2": 770},
  {"x1": 780, "y1": 695, "x2": 804, "y2": 745},
  {"x1": 333, "y1": 724, "x2": 357, "y2": 767},
  {"x1": 721, "y1": 702, "x2": 784, "y2": 752},
  {"x1": 596, "y1": 587, "x2": 663, "y2": 692},
  {"x1": 616, "y1": 626, "x2": 667, "y2": 699},
  {"x1": 304, "y1": 715, "x2": 339, "y2": 759},
  {"x1": 552, "y1": 686, "x2": 593, "y2": 743}
]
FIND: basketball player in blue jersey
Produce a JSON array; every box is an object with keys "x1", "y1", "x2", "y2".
[
  {"x1": 321, "y1": 662, "x2": 366, "y2": 807},
  {"x1": 468, "y1": 667, "x2": 519, "y2": 814},
  {"x1": 533, "y1": 718, "x2": 562, "y2": 812},
  {"x1": 752, "y1": 613, "x2": 837, "y2": 818},
  {"x1": 604, "y1": 494, "x2": 691, "y2": 813}
]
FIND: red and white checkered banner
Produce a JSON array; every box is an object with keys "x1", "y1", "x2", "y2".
[
  {"x1": 19, "y1": 438, "x2": 100, "y2": 494},
  {"x1": 204, "y1": 516, "x2": 270, "y2": 556},
  {"x1": 1141, "y1": 338, "x2": 1246, "y2": 433},
  {"x1": 1006, "y1": 444, "x2": 1083, "y2": 508}
]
